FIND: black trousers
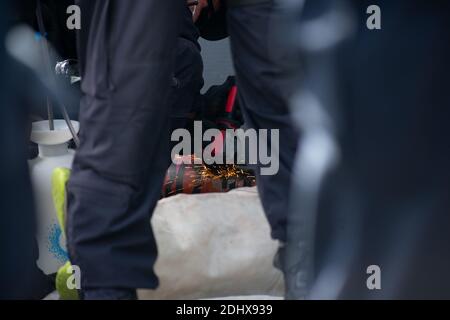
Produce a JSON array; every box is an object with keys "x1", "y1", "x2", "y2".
[
  {"x1": 0, "y1": 31, "x2": 54, "y2": 299},
  {"x1": 227, "y1": 2, "x2": 299, "y2": 242},
  {"x1": 68, "y1": 0, "x2": 182, "y2": 289},
  {"x1": 68, "y1": 0, "x2": 298, "y2": 290}
]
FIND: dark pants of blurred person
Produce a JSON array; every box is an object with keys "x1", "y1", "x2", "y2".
[
  {"x1": 68, "y1": 0, "x2": 298, "y2": 299},
  {"x1": 286, "y1": 0, "x2": 450, "y2": 299},
  {"x1": 227, "y1": 1, "x2": 299, "y2": 243},
  {"x1": 67, "y1": 0, "x2": 183, "y2": 300}
]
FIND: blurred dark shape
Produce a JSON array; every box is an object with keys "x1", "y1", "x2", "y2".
[
  {"x1": 0, "y1": 1, "x2": 54, "y2": 299},
  {"x1": 286, "y1": 0, "x2": 450, "y2": 299},
  {"x1": 13, "y1": 0, "x2": 77, "y2": 59},
  {"x1": 195, "y1": 0, "x2": 228, "y2": 41}
]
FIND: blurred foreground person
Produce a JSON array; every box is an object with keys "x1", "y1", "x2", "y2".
[
  {"x1": 285, "y1": 0, "x2": 450, "y2": 299},
  {"x1": 69, "y1": 0, "x2": 298, "y2": 299},
  {"x1": 0, "y1": 1, "x2": 54, "y2": 299}
]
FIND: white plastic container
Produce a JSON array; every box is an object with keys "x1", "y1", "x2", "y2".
[{"x1": 29, "y1": 120, "x2": 79, "y2": 275}]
